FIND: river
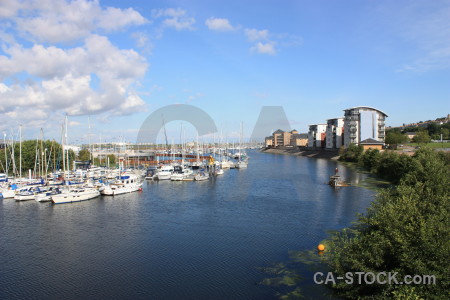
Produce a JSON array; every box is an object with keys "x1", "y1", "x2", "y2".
[{"x1": 0, "y1": 150, "x2": 375, "y2": 299}]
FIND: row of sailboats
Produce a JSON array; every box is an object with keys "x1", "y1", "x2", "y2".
[{"x1": 1, "y1": 119, "x2": 251, "y2": 203}]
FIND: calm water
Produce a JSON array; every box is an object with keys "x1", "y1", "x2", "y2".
[{"x1": 0, "y1": 150, "x2": 375, "y2": 299}]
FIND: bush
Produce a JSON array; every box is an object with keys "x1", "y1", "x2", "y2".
[
  {"x1": 325, "y1": 148, "x2": 450, "y2": 299},
  {"x1": 339, "y1": 144, "x2": 363, "y2": 162}
]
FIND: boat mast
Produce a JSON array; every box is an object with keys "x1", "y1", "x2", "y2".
[
  {"x1": 3, "y1": 132, "x2": 7, "y2": 178},
  {"x1": 196, "y1": 132, "x2": 200, "y2": 164},
  {"x1": 40, "y1": 128, "x2": 44, "y2": 178},
  {"x1": 88, "y1": 115, "x2": 92, "y2": 165},
  {"x1": 61, "y1": 124, "x2": 65, "y2": 175},
  {"x1": 11, "y1": 131, "x2": 16, "y2": 178},
  {"x1": 65, "y1": 115, "x2": 69, "y2": 173},
  {"x1": 19, "y1": 124, "x2": 22, "y2": 179}
]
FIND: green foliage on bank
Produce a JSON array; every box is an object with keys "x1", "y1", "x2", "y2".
[
  {"x1": 0, "y1": 140, "x2": 75, "y2": 176},
  {"x1": 327, "y1": 147, "x2": 450, "y2": 299}
]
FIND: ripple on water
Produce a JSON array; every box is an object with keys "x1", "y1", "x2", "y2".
[{"x1": 0, "y1": 150, "x2": 375, "y2": 299}]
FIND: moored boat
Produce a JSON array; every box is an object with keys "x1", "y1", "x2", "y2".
[
  {"x1": 101, "y1": 174, "x2": 142, "y2": 196},
  {"x1": 52, "y1": 188, "x2": 100, "y2": 204}
]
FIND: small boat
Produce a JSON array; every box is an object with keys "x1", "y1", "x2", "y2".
[
  {"x1": 0, "y1": 186, "x2": 17, "y2": 199},
  {"x1": 328, "y1": 169, "x2": 349, "y2": 187},
  {"x1": 52, "y1": 188, "x2": 100, "y2": 204},
  {"x1": 101, "y1": 174, "x2": 143, "y2": 196},
  {"x1": 154, "y1": 165, "x2": 174, "y2": 180},
  {"x1": 220, "y1": 160, "x2": 232, "y2": 169},
  {"x1": 194, "y1": 170, "x2": 209, "y2": 181},
  {"x1": 15, "y1": 186, "x2": 44, "y2": 201},
  {"x1": 35, "y1": 187, "x2": 62, "y2": 202},
  {"x1": 236, "y1": 160, "x2": 248, "y2": 169},
  {"x1": 170, "y1": 166, "x2": 193, "y2": 181}
]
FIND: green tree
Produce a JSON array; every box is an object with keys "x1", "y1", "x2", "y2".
[
  {"x1": 358, "y1": 148, "x2": 381, "y2": 172},
  {"x1": 0, "y1": 139, "x2": 66, "y2": 176},
  {"x1": 412, "y1": 130, "x2": 431, "y2": 143},
  {"x1": 78, "y1": 149, "x2": 91, "y2": 161},
  {"x1": 107, "y1": 154, "x2": 116, "y2": 167},
  {"x1": 339, "y1": 143, "x2": 363, "y2": 162},
  {"x1": 385, "y1": 131, "x2": 408, "y2": 146},
  {"x1": 325, "y1": 148, "x2": 450, "y2": 299}
]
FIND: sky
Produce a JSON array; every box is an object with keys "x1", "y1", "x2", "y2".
[{"x1": 0, "y1": 0, "x2": 449, "y2": 144}]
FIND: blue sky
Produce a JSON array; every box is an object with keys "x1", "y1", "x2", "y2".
[{"x1": 0, "y1": 0, "x2": 449, "y2": 144}]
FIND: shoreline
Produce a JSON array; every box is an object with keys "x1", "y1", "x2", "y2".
[{"x1": 260, "y1": 147, "x2": 340, "y2": 160}]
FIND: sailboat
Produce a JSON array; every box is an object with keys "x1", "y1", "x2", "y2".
[
  {"x1": 52, "y1": 187, "x2": 100, "y2": 204},
  {"x1": 236, "y1": 122, "x2": 248, "y2": 169}
]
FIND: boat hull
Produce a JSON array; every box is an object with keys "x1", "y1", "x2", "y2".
[
  {"x1": 101, "y1": 185, "x2": 142, "y2": 196},
  {"x1": 52, "y1": 190, "x2": 100, "y2": 204}
]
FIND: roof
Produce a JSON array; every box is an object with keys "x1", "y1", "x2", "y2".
[
  {"x1": 293, "y1": 133, "x2": 308, "y2": 139},
  {"x1": 343, "y1": 106, "x2": 388, "y2": 117},
  {"x1": 326, "y1": 117, "x2": 344, "y2": 121},
  {"x1": 273, "y1": 129, "x2": 284, "y2": 134},
  {"x1": 360, "y1": 138, "x2": 384, "y2": 145}
]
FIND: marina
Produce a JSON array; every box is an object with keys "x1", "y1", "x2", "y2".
[{"x1": 0, "y1": 150, "x2": 375, "y2": 299}]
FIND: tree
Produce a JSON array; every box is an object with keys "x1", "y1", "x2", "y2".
[
  {"x1": 442, "y1": 128, "x2": 450, "y2": 140},
  {"x1": 426, "y1": 123, "x2": 439, "y2": 136},
  {"x1": 107, "y1": 154, "x2": 116, "y2": 167},
  {"x1": 412, "y1": 130, "x2": 431, "y2": 143},
  {"x1": 339, "y1": 143, "x2": 363, "y2": 162},
  {"x1": 325, "y1": 148, "x2": 450, "y2": 299},
  {"x1": 385, "y1": 131, "x2": 408, "y2": 146},
  {"x1": 78, "y1": 149, "x2": 91, "y2": 161}
]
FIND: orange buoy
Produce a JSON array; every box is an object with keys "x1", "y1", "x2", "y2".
[{"x1": 317, "y1": 244, "x2": 325, "y2": 251}]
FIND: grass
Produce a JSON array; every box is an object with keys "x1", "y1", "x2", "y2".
[{"x1": 407, "y1": 142, "x2": 450, "y2": 148}]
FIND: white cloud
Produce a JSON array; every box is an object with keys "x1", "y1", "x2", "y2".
[
  {"x1": 251, "y1": 42, "x2": 276, "y2": 55},
  {"x1": 245, "y1": 28, "x2": 269, "y2": 41},
  {"x1": 6, "y1": 0, "x2": 147, "y2": 43},
  {"x1": 153, "y1": 8, "x2": 195, "y2": 31},
  {"x1": 0, "y1": 0, "x2": 23, "y2": 18},
  {"x1": 205, "y1": 17, "x2": 234, "y2": 31},
  {"x1": 0, "y1": 34, "x2": 148, "y2": 119}
]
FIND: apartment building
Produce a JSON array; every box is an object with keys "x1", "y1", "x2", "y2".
[
  {"x1": 325, "y1": 118, "x2": 344, "y2": 149},
  {"x1": 307, "y1": 124, "x2": 327, "y2": 148},
  {"x1": 343, "y1": 106, "x2": 388, "y2": 147}
]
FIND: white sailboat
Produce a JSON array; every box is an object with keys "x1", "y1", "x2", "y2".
[
  {"x1": 194, "y1": 169, "x2": 209, "y2": 181},
  {"x1": 236, "y1": 122, "x2": 248, "y2": 169},
  {"x1": 52, "y1": 187, "x2": 100, "y2": 204}
]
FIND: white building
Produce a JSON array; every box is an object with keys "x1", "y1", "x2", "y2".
[
  {"x1": 326, "y1": 118, "x2": 344, "y2": 149},
  {"x1": 343, "y1": 106, "x2": 388, "y2": 147},
  {"x1": 307, "y1": 124, "x2": 327, "y2": 148}
]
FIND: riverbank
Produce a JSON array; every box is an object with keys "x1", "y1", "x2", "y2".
[{"x1": 260, "y1": 147, "x2": 340, "y2": 160}]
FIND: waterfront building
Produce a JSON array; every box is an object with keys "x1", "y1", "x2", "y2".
[
  {"x1": 291, "y1": 133, "x2": 308, "y2": 146},
  {"x1": 343, "y1": 106, "x2": 388, "y2": 147},
  {"x1": 265, "y1": 129, "x2": 298, "y2": 147},
  {"x1": 360, "y1": 138, "x2": 384, "y2": 150},
  {"x1": 264, "y1": 137, "x2": 273, "y2": 147},
  {"x1": 325, "y1": 118, "x2": 344, "y2": 149},
  {"x1": 307, "y1": 124, "x2": 327, "y2": 148}
]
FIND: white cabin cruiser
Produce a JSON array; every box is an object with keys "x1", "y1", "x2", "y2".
[
  {"x1": 155, "y1": 165, "x2": 174, "y2": 180},
  {"x1": 101, "y1": 174, "x2": 142, "y2": 196},
  {"x1": 170, "y1": 166, "x2": 193, "y2": 181}
]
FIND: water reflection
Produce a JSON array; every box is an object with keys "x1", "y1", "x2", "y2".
[{"x1": 0, "y1": 150, "x2": 375, "y2": 300}]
